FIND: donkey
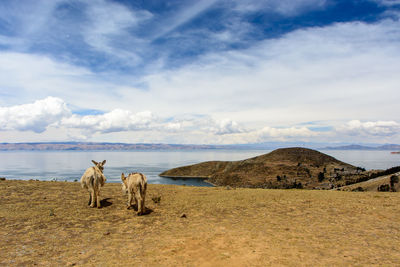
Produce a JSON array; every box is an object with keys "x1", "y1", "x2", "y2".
[
  {"x1": 121, "y1": 172, "x2": 147, "y2": 215},
  {"x1": 81, "y1": 160, "x2": 107, "y2": 208}
]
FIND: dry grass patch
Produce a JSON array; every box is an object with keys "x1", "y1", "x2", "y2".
[{"x1": 1, "y1": 180, "x2": 400, "y2": 266}]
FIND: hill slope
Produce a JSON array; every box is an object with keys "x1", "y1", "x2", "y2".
[{"x1": 160, "y1": 147, "x2": 364, "y2": 189}]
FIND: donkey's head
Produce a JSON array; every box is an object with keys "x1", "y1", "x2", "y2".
[
  {"x1": 121, "y1": 173, "x2": 128, "y2": 193},
  {"x1": 92, "y1": 160, "x2": 106, "y2": 172}
]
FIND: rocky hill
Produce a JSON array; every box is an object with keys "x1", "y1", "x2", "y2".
[{"x1": 160, "y1": 147, "x2": 368, "y2": 189}]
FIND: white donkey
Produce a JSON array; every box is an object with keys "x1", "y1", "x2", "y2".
[
  {"x1": 81, "y1": 160, "x2": 107, "y2": 208},
  {"x1": 121, "y1": 172, "x2": 147, "y2": 215}
]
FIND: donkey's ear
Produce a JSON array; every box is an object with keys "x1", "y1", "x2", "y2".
[
  {"x1": 101, "y1": 160, "x2": 106, "y2": 166},
  {"x1": 92, "y1": 160, "x2": 98, "y2": 166},
  {"x1": 121, "y1": 173, "x2": 126, "y2": 181}
]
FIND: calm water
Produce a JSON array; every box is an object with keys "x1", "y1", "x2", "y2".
[{"x1": 0, "y1": 149, "x2": 399, "y2": 186}]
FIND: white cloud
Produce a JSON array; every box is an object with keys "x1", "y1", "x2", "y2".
[
  {"x1": 0, "y1": 97, "x2": 158, "y2": 135},
  {"x1": 0, "y1": 97, "x2": 245, "y2": 140},
  {"x1": 83, "y1": 0, "x2": 152, "y2": 65},
  {"x1": 154, "y1": 115, "x2": 245, "y2": 135},
  {"x1": 0, "y1": 97, "x2": 70, "y2": 133},
  {"x1": 210, "y1": 119, "x2": 244, "y2": 135},
  {"x1": 151, "y1": 0, "x2": 219, "y2": 40},
  {"x1": 163, "y1": 122, "x2": 182, "y2": 132},
  {"x1": 193, "y1": 125, "x2": 323, "y2": 144},
  {"x1": 338, "y1": 120, "x2": 400, "y2": 136},
  {"x1": 0, "y1": 0, "x2": 153, "y2": 68},
  {"x1": 2, "y1": 97, "x2": 400, "y2": 144},
  {"x1": 0, "y1": 0, "x2": 62, "y2": 49},
  {"x1": 231, "y1": 0, "x2": 328, "y2": 16},
  {"x1": 373, "y1": 0, "x2": 400, "y2": 6},
  {"x1": 0, "y1": 51, "x2": 149, "y2": 112},
  {"x1": 259, "y1": 126, "x2": 318, "y2": 138},
  {"x1": 61, "y1": 109, "x2": 155, "y2": 133},
  {"x1": 138, "y1": 17, "x2": 400, "y2": 127}
]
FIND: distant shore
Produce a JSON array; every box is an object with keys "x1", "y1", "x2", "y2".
[
  {"x1": 1, "y1": 142, "x2": 400, "y2": 151},
  {"x1": 0, "y1": 142, "x2": 230, "y2": 151}
]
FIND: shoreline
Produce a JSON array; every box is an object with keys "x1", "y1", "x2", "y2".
[
  {"x1": 158, "y1": 175, "x2": 217, "y2": 186},
  {"x1": 0, "y1": 176, "x2": 218, "y2": 187}
]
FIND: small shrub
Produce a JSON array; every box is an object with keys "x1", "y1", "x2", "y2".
[
  {"x1": 352, "y1": 187, "x2": 364, "y2": 192},
  {"x1": 356, "y1": 167, "x2": 366, "y2": 172},
  {"x1": 390, "y1": 175, "x2": 399, "y2": 192},
  {"x1": 378, "y1": 184, "x2": 390, "y2": 192},
  {"x1": 152, "y1": 196, "x2": 161, "y2": 204},
  {"x1": 295, "y1": 181, "x2": 303, "y2": 189},
  {"x1": 390, "y1": 175, "x2": 399, "y2": 185},
  {"x1": 276, "y1": 175, "x2": 281, "y2": 181},
  {"x1": 318, "y1": 172, "x2": 325, "y2": 182}
]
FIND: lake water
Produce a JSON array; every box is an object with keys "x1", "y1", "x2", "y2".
[{"x1": 0, "y1": 149, "x2": 399, "y2": 186}]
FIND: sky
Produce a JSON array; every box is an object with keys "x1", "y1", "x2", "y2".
[{"x1": 0, "y1": 0, "x2": 400, "y2": 145}]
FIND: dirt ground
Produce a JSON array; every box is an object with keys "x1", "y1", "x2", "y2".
[{"x1": 1, "y1": 180, "x2": 400, "y2": 266}]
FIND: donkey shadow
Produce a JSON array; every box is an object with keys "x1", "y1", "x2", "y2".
[
  {"x1": 100, "y1": 198, "x2": 113, "y2": 208},
  {"x1": 127, "y1": 204, "x2": 154, "y2": 215}
]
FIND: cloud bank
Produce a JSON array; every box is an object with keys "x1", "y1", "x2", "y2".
[
  {"x1": 338, "y1": 120, "x2": 400, "y2": 137},
  {"x1": 0, "y1": 97, "x2": 70, "y2": 133},
  {"x1": 1, "y1": 97, "x2": 399, "y2": 144}
]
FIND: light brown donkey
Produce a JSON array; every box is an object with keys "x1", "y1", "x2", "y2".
[
  {"x1": 81, "y1": 160, "x2": 107, "y2": 208},
  {"x1": 121, "y1": 172, "x2": 147, "y2": 215}
]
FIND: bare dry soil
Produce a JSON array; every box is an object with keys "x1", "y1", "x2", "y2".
[{"x1": 1, "y1": 180, "x2": 400, "y2": 266}]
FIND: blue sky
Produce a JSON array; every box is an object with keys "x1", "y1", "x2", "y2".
[{"x1": 1, "y1": 0, "x2": 400, "y2": 144}]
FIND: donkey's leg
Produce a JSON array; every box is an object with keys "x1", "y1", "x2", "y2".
[
  {"x1": 136, "y1": 193, "x2": 143, "y2": 216},
  {"x1": 96, "y1": 188, "x2": 101, "y2": 208},
  {"x1": 127, "y1": 192, "x2": 132, "y2": 209},
  {"x1": 88, "y1": 193, "x2": 92, "y2": 206},
  {"x1": 141, "y1": 190, "x2": 146, "y2": 214},
  {"x1": 89, "y1": 189, "x2": 95, "y2": 208}
]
